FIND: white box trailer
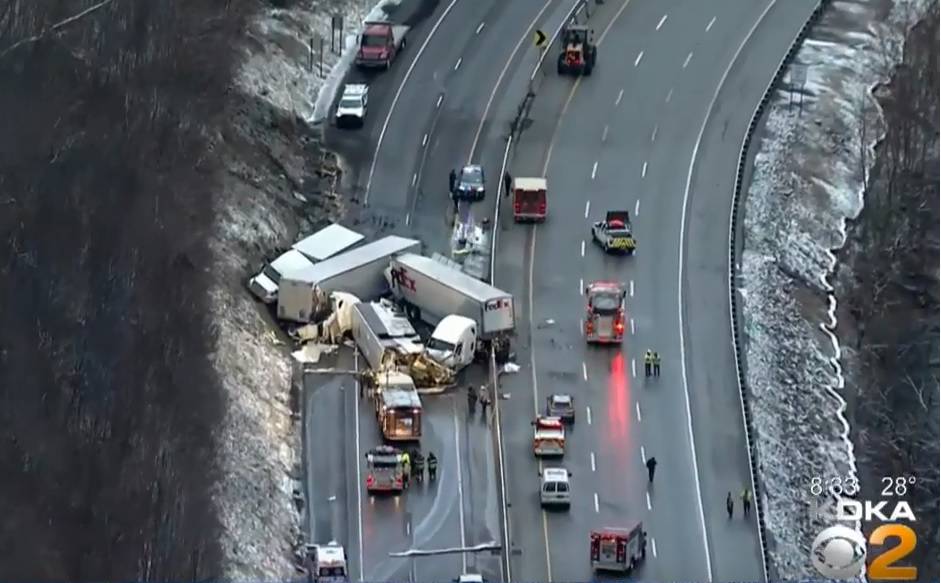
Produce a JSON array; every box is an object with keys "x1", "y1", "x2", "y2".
[
  {"x1": 387, "y1": 253, "x2": 515, "y2": 340},
  {"x1": 350, "y1": 301, "x2": 424, "y2": 371},
  {"x1": 278, "y1": 236, "x2": 421, "y2": 323},
  {"x1": 292, "y1": 223, "x2": 364, "y2": 262}
]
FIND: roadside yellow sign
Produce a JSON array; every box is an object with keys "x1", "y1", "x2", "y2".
[{"x1": 534, "y1": 29, "x2": 547, "y2": 48}]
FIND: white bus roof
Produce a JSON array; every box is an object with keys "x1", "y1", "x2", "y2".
[{"x1": 292, "y1": 223, "x2": 364, "y2": 262}]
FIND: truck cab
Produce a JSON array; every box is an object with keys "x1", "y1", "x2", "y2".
[
  {"x1": 248, "y1": 249, "x2": 316, "y2": 304},
  {"x1": 374, "y1": 372, "x2": 422, "y2": 441},
  {"x1": 335, "y1": 84, "x2": 368, "y2": 128},
  {"x1": 365, "y1": 445, "x2": 407, "y2": 492},
  {"x1": 512, "y1": 177, "x2": 548, "y2": 222},
  {"x1": 426, "y1": 315, "x2": 479, "y2": 371},
  {"x1": 584, "y1": 281, "x2": 627, "y2": 344},
  {"x1": 305, "y1": 542, "x2": 349, "y2": 582},
  {"x1": 356, "y1": 22, "x2": 407, "y2": 69}
]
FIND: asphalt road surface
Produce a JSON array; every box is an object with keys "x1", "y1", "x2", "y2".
[
  {"x1": 319, "y1": 1, "x2": 586, "y2": 581},
  {"x1": 492, "y1": 0, "x2": 818, "y2": 581}
]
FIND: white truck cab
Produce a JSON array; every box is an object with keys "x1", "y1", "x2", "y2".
[
  {"x1": 336, "y1": 83, "x2": 368, "y2": 128},
  {"x1": 426, "y1": 315, "x2": 478, "y2": 371},
  {"x1": 540, "y1": 467, "x2": 572, "y2": 508},
  {"x1": 305, "y1": 541, "x2": 349, "y2": 582},
  {"x1": 455, "y1": 574, "x2": 485, "y2": 583},
  {"x1": 248, "y1": 249, "x2": 316, "y2": 304}
]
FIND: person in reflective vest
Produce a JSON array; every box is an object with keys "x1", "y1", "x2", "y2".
[
  {"x1": 644, "y1": 349, "x2": 654, "y2": 377},
  {"x1": 401, "y1": 451, "x2": 411, "y2": 487},
  {"x1": 652, "y1": 352, "x2": 661, "y2": 377},
  {"x1": 427, "y1": 452, "x2": 438, "y2": 481}
]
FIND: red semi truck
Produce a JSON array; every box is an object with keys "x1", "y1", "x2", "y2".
[{"x1": 356, "y1": 22, "x2": 409, "y2": 70}]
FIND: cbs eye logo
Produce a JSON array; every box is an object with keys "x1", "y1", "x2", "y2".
[{"x1": 811, "y1": 525, "x2": 868, "y2": 579}]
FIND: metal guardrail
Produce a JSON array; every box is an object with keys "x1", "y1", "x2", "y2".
[{"x1": 727, "y1": 2, "x2": 833, "y2": 580}]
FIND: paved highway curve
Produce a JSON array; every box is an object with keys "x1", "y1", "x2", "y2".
[
  {"x1": 321, "y1": 0, "x2": 589, "y2": 581},
  {"x1": 493, "y1": 0, "x2": 818, "y2": 581}
]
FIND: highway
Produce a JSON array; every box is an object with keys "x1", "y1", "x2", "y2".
[
  {"x1": 316, "y1": 0, "x2": 582, "y2": 581},
  {"x1": 492, "y1": 0, "x2": 819, "y2": 581}
]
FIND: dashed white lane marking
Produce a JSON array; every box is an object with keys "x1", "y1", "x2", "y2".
[
  {"x1": 631, "y1": 358, "x2": 637, "y2": 378},
  {"x1": 475, "y1": 21, "x2": 485, "y2": 34},
  {"x1": 406, "y1": 520, "x2": 411, "y2": 535},
  {"x1": 652, "y1": 537, "x2": 658, "y2": 558},
  {"x1": 706, "y1": 16, "x2": 717, "y2": 32},
  {"x1": 590, "y1": 452, "x2": 597, "y2": 472},
  {"x1": 634, "y1": 51, "x2": 644, "y2": 67},
  {"x1": 454, "y1": 57, "x2": 462, "y2": 70},
  {"x1": 646, "y1": 491, "x2": 652, "y2": 510},
  {"x1": 405, "y1": 212, "x2": 411, "y2": 226},
  {"x1": 586, "y1": 406, "x2": 593, "y2": 425},
  {"x1": 651, "y1": 125, "x2": 658, "y2": 142},
  {"x1": 580, "y1": 278, "x2": 584, "y2": 294},
  {"x1": 581, "y1": 240, "x2": 586, "y2": 257},
  {"x1": 436, "y1": 94, "x2": 443, "y2": 108},
  {"x1": 656, "y1": 14, "x2": 668, "y2": 30},
  {"x1": 630, "y1": 318, "x2": 635, "y2": 335},
  {"x1": 584, "y1": 200, "x2": 591, "y2": 218},
  {"x1": 582, "y1": 362, "x2": 588, "y2": 381},
  {"x1": 411, "y1": 173, "x2": 418, "y2": 187},
  {"x1": 636, "y1": 402, "x2": 642, "y2": 422},
  {"x1": 422, "y1": 133, "x2": 428, "y2": 147},
  {"x1": 630, "y1": 280, "x2": 635, "y2": 297},
  {"x1": 615, "y1": 89, "x2": 624, "y2": 106},
  {"x1": 641, "y1": 445, "x2": 647, "y2": 464},
  {"x1": 683, "y1": 52, "x2": 693, "y2": 68},
  {"x1": 594, "y1": 493, "x2": 600, "y2": 513},
  {"x1": 665, "y1": 88, "x2": 674, "y2": 103},
  {"x1": 635, "y1": 199, "x2": 641, "y2": 216},
  {"x1": 641, "y1": 161, "x2": 648, "y2": 178},
  {"x1": 591, "y1": 161, "x2": 598, "y2": 180},
  {"x1": 602, "y1": 125, "x2": 609, "y2": 142}
]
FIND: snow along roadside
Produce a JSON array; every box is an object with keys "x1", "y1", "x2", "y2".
[
  {"x1": 738, "y1": 0, "x2": 927, "y2": 578},
  {"x1": 213, "y1": 0, "x2": 399, "y2": 579}
]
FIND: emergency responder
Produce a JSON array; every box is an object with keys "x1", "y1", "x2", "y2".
[
  {"x1": 503, "y1": 171, "x2": 512, "y2": 197},
  {"x1": 412, "y1": 451, "x2": 425, "y2": 483},
  {"x1": 401, "y1": 451, "x2": 411, "y2": 487},
  {"x1": 479, "y1": 385, "x2": 490, "y2": 417},
  {"x1": 741, "y1": 487, "x2": 752, "y2": 517},
  {"x1": 644, "y1": 349, "x2": 654, "y2": 377},
  {"x1": 467, "y1": 384, "x2": 477, "y2": 412},
  {"x1": 646, "y1": 456, "x2": 657, "y2": 483},
  {"x1": 653, "y1": 351, "x2": 661, "y2": 377},
  {"x1": 427, "y1": 452, "x2": 438, "y2": 481},
  {"x1": 726, "y1": 492, "x2": 734, "y2": 519},
  {"x1": 449, "y1": 168, "x2": 457, "y2": 194}
]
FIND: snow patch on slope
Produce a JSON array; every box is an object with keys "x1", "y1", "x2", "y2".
[{"x1": 738, "y1": 0, "x2": 924, "y2": 577}]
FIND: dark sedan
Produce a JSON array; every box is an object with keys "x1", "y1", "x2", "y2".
[{"x1": 546, "y1": 393, "x2": 575, "y2": 423}]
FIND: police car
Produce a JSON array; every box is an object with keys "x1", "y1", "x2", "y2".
[{"x1": 335, "y1": 84, "x2": 368, "y2": 128}]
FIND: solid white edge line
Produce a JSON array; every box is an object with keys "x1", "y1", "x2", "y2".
[
  {"x1": 678, "y1": 2, "x2": 778, "y2": 581},
  {"x1": 353, "y1": 350, "x2": 364, "y2": 580},
  {"x1": 453, "y1": 399, "x2": 468, "y2": 573},
  {"x1": 363, "y1": 0, "x2": 460, "y2": 204}
]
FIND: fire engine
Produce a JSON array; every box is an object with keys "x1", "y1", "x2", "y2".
[
  {"x1": 532, "y1": 416, "x2": 566, "y2": 457},
  {"x1": 584, "y1": 281, "x2": 627, "y2": 344}
]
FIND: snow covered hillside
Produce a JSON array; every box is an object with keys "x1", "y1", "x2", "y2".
[{"x1": 737, "y1": 0, "x2": 929, "y2": 577}]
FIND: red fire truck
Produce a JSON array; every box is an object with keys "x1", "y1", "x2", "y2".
[
  {"x1": 584, "y1": 281, "x2": 627, "y2": 344},
  {"x1": 590, "y1": 524, "x2": 647, "y2": 573}
]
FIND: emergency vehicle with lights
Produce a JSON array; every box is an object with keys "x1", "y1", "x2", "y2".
[
  {"x1": 532, "y1": 416, "x2": 566, "y2": 457},
  {"x1": 591, "y1": 210, "x2": 636, "y2": 253},
  {"x1": 590, "y1": 524, "x2": 647, "y2": 574},
  {"x1": 511, "y1": 177, "x2": 548, "y2": 222},
  {"x1": 304, "y1": 541, "x2": 349, "y2": 582},
  {"x1": 364, "y1": 445, "x2": 407, "y2": 493},
  {"x1": 584, "y1": 281, "x2": 627, "y2": 344}
]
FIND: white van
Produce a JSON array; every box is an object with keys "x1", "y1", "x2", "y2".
[
  {"x1": 540, "y1": 467, "x2": 572, "y2": 508},
  {"x1": 426, "y1": 315, "x2": 479, "y2": 371}
]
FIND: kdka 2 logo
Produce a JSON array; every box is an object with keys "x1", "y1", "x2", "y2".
[{"x1": 810, "y1": 497, "x2": 919, "y2": 581}]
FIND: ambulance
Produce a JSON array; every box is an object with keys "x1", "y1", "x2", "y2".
[
  {"x1": 590, "y1": 524, "x2": 647, "y2": 574},
  {"x1": 304, "y1": 542, "x2": 349, "y2": 582}
]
